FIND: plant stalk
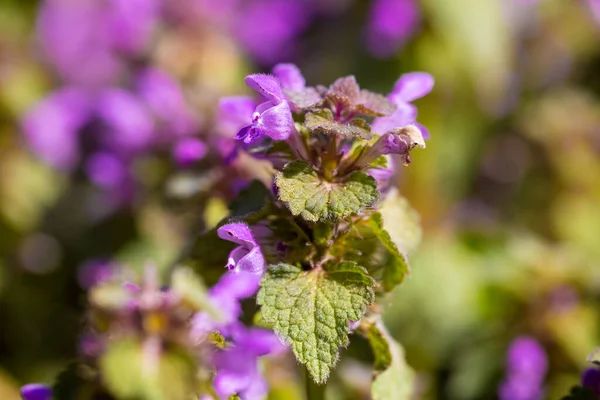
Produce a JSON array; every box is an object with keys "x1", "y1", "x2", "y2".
[{"x1": 304, "y1": 366, "x2": 326, "y2": 400}]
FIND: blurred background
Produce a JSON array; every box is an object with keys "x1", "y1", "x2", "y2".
[{"x1": 1, "y1": 0, "x2": 600, "y2": 398}]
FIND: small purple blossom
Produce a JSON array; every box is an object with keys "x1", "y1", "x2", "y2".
[
  {"x1": 272, "y1": 63, "x2": 306, "y2": 91},
  {"x1": 365, "y1": 0, "x2": 420, "y2": 58},
  {"x1": 235, "y1": 74, "x2": 295, "y2": 144},
  {"x1": 499, "y1": 336, "x2": 547, "y2": 400},
  {"x1": 85, "y1": 152, "x2": 127, "y2": 189},
  {"x1": 213, "y1": 323, "x2": 284, "y2": 400},
  {"x1": 20, "y1": 384, "x2": 52, "y2": 400},
  {"x1": 173, "y1": 138, "x2": 207, "y2": 167},
  {"x1": 217, "y1": 96, "x2": 257, "y2": 138},
  {"x1": 372, "y1": 72, "x2": 434, "y2": 138},
  {"x1": 77, "y1": 259, "x2": 119, "y2": 289},
  {"x1": 217, "y1": 222, "x2": 266, "y2": 274},
  {"x1": 21, "y1": 87, "x2": 91, "y2": 170}
]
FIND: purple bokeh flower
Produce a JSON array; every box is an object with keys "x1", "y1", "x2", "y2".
[
  {"x1": 136, "y1": 68, "x2": 198, "y2": 138},
  {"x1": 20, "y1": 384, "x2": 52, "y2": 400},
  {"x1": 217, "y1": 222, "x2": 266, "y2": 274},
  {"x1": 21, "y1": 87, "x2": 91, "y2": 170},
  {"x1": 233, "y1": 0, "x2": 310, "y2": 64},
  {"x1": 235, "y1": 74, "x2": 295, "y2": 144},
  {"x1": 499, "y1": 336, "x2": 548, "y2": 400},
  {"x1": 173, "y1": 138, "x2": 207, "y2": 167},
  {"x1": 213, "y1": 324, "x2": 284, "y2": 400},
  {"x1": 36, "y1": 0, "x2": 158, "y2": 87},
  {"x1": 365, "y1": 0, "x2": 420, "y2": 58},
  {"x1": 372, "y1": 72, "x2": 434, "y2": 138},
  {"x1": 191, "y1": 270, "x2": 260, "y2": 338}
]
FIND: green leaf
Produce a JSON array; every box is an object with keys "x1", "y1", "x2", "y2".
[
  {"x1": 331, "y1": 212, "x2": 409, "y2": 292},
  {"x1": 100, "y1": 338, "x2": 196, "y2": 400},
  {"x1": 257, "y1": 262, "x2": 375, "y2": 383},
  {"x1": 275, "y1": 161, "x2": 378, "y2": 222},
  {"x1": 171, "y1": 267, "x2": 221, "y2": 319},
  {"x1": 379, "y1": 189, "x2": 422, "y2": 255},
  {"x1": 365, "y1": 319, "x2": 415, "y2": 400},
  {"x1": 304, "y1": 111, "x2": 372, "y2": 139}
]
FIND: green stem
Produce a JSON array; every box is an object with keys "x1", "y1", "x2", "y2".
[{"x1": 304, "y1": 366, "x2": 326, "y2": 400}]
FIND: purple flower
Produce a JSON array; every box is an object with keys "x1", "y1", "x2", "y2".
[
  {"x1": 272, "y1": 63, "x2": 305, "y2": 91},
  {"x1": 217, "y1": 96, "x2": 256, "y2": 138},
  {"x1": 20, "y1": 384, "x2": 52, "y2": 400},
  {"x1": 36, "y1": 0, "x2": 120, "y2": 87},
  {"x1": 191, "y1": 271, "x2": 261, "y2": 338},
  {"x1": 173, "y1": 138, "x2": 207, "y2": 167},
  {"x1": 21, "y1": 87, "x2": 91, "y2": 170},
  {"x1": 365, "y1": 0, "x2": 420, "y2": 58},
  {"x1": 96, "y1": 88, "x2": 155, "y2": 153},
  {"x1": 213, "y1": 324, "x2": 284, "y2": 400},
  {"x1": 499, "y1": 336, "x2": 547, "y2": 400},
  {"x1": 372, "y1": 72, "x2": 434, "y2": 138},
  {"x1": 235, "y1": 74, "x2": 295, "y2": 144},
  {"x1": 582, "y1": 368, "x2": 600, "y2": 395},
  {"x1": 105, "y1": 0, "x2": 160, "y2": 55},
  {"x1": 233, "y1": 0, "x2": 310, "y2": 64},
  {"x1": 85, "y1": 152, "x2": 127, "y2": 189},
  {"x1": 217, "y1": 222, "x2": 266, "y2": 274},
  {"x1": 136, "y1": 68, "x2": 198, "y2": 137}
]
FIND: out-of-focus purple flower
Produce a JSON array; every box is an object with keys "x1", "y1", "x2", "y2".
[
  {"x1": 272, "y1": 63, "x2": 305, "y2": 91},
  {"x1": 105, "y1": 0, "x2": 160, "y2": 55},
  {"x1": 136, "y1": 68, "x2": 198, "y2": 137},
  {"x1": 585, "y1": 0, "x2": 600, "y2": 26},
  {"x1": 77, "y1": 259, "x2": 119, "y2": 289},
  {"x1": 36, "y1": 0, "x2": 158, "y2": 86},
  {"x1": 37, "y1": 0, "x2": 120, "y2": 86},
  {"x1": 373, "y1": 72, "x2": 434, "y2": 138},
  {"x1": 96, "y1": 88, "x2": 155, "y2": 152},
  {"x1": 499, "y1": 336, "x2": 547, "y2": 400},
  {"x1": 235, "y1": 74, "x2": 295, "y2": 144},
  {"x1": 173, "y1": 138, "x2": 207, "y2": 167},
  {"x1": 365, "y1": 0, "x2": 420, "y2": 58},
  {"x1": 21, "y1": 87, "x2": 91, "y2": 170},
  {"x1": 217, "y1": 97, "x2": 256, "y2": 138},
  {"x1": 85, "y1": 152, "x2": 127, "y2": 189},
  {"x1": 234, "y1": 0, "x2": 310, "y2": 64},
  {"x1": 217, "y1": 222, "x2": 266, "y2": 274},
  {"x1": 582, "y1": 368, "x2": 600, "y2": 395},
  {"x1": 20, "y1": 384, "x2": 52, "y2": 400},
  {"x1": 213, "y1": 324, "x2": 284, "y2": 400},
  {"x1": 191, "y1": 270, "x2": 260, "y2": 338}
]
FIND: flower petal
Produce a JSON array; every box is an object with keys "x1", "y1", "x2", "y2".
[
  {"x1": 272, "y1": 63, "x2": 305, "y2": 91},
  {"x1": 236, "y1": 246, "x2": 266, "y2": 274},
  {"x1": 259, "y1": 101, "x2": 295, "y2": 141},
  {"x1": 218, "y1": 96, "x2": 256, "y2": 137},
  {"x1": 245, "y1": 74, "x2": 285, "y2": 104},
  {"x1": 371, "y1": 102, "x2": 417, "y2": 134},
  {"x1": 217, "y1": 223, "x2": 256, "y2": 247},
  {"x1": 390, "y1": 72, "x2": 434, "y2": 103},
  {"x1": 20, "y1": 384, "x2": 52, "y2": 400}
]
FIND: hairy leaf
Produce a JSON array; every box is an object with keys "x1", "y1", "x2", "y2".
[
  {"x1": 331, "y1": 212, "x2": 409, "y2": 292},
  {"x1": 100, "y1": 338, "x2": 196, "y2": 400},
  {"x1": 365, "y1": 319, "x2": 415, "y2": 400},
  {"x1": 304, "y1": 111, "x2": 372, "y2": 139},
  {"x1": 285, "y1": 87, "x2": 322, "y2": 109},
  {"x1": 275, "y1": 161, "x2": 378, "y2": 222},
  {"x1": 257, "y1": 262, "x2": 375, "y2": 383}
]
